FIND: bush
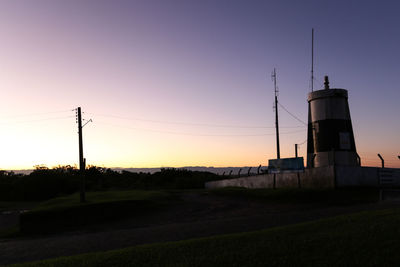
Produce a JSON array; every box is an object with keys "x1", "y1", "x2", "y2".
[{"x1": 0, "y1": 167, "x2": 223, "y2": 201}]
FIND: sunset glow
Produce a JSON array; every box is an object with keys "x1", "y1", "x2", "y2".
[{"x1": 0, "y1": 0, "x2": 399, "y2": 170}]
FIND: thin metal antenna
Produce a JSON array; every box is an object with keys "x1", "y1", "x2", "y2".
[
  {"x1": 272, "y1": 68, "x2": 280, "y2": 159},
  {"x1": 311, "y1": 28, "x2": 314, "y2": 92}
]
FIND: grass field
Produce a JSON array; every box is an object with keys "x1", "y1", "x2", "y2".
[
  {"x1": 0, "y1": 201, "x2": 39, "y2": 212},
  {"x1": 11, "y1": 207, "x2": 400, "y2": 267},
  {"x1": 31, "y1": 190, "x2": 173, "y2": 212},
  {"x1": 210, "y1": 187, "x2": 380, "y2": 205},
  {"x1": 19, "y1": 190, "x2": 177, "y2": 234}
]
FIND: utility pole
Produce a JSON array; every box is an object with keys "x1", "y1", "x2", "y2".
[
  {"x1": 76, "y1": 107, "x2": 85, "y2": 203},
  {"x1": 272, "y1": 68, "x2": 280, "y2": 159},
  {"x1": 295, "y1": 144, "x2": 298, "y2": 158},
  {"x1": 77, "y1": 107, "x2": 84, "y2": 172}
]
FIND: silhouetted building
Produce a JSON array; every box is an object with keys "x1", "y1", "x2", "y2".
[{"x1": 307, "y1": 76, "x2": 359, "y2": 168}]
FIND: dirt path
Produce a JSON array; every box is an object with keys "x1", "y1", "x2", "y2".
[{"x1": 0, "y1": 192, "x2": 397, "y2": 265}]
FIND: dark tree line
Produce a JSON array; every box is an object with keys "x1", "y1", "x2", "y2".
[{"x1": 0, "y1": 166, "x2": 222, "y2": 201}]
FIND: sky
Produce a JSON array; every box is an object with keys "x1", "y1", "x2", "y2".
[{"x1": 0, "y1": 0, "x2": 399, "y2": 169}]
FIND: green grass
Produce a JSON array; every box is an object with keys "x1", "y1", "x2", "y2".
[
  {"x1": 210, "y1": 187, "x2": 380, "y2": 205},
  {"x1": 0, "y1": 226, "x2": 19, "y2": 238},
  {"x1": 19, "y1": 190, "x2": 177, "y2": 234},
  {"x1": 0, "y1": 202, "x2": 37, "y2": 239},
  {"x1": 10, "y1": 207, "x2": 400, "y2": 267},
  {"x1": 0, "y1": 201, "x2": 39, "y2": 212},
  {"x1": 32, "y1": 190, "x2": 172, "y2": 212}
]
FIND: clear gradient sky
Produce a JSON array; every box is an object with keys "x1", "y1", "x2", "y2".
[{"x1": 0, "y1": 0, "x2": 399, "y2": 169}]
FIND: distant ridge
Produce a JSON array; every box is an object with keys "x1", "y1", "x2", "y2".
[{"x1": 113, "y1": 166, "x2": 268, "y2": 175}]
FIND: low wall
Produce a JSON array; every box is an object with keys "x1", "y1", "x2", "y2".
[
  {"x1": 335, "y1": 166, "x2": 379, "y2": 187},
  {"x1": 206, "y1": 166, "x2": 400, "y2": 189},
  {"x1": 336, "y1": 167, "x2": 400, "y2": 187},
  {"x1": 205, "y1": 166, "x2": 335, "y2": 189}
]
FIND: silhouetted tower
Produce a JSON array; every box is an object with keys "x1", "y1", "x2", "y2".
[{"x1": 306, "y1": 76, "x2": 358, "y2": 167}]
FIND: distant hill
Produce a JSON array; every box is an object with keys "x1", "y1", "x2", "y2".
[
  {"x1": 6, "y1": 169, "x2": 33, "y2": 175},
  {"x1": 113, "y1": 166, "x2": 268, "y2": 175}
]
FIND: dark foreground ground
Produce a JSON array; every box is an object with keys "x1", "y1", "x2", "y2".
[{"x1": 0, "y1": 190, "x2": 398, "y2": 266}]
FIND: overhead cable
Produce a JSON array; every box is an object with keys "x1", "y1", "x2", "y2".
[
  {"x1": 0, "y1": 116, "x2": 75, "y2": 125},
  {"x1": 0, "y1": 109, "x2": 74, "y2": 119},
  {"x1": 95, "y1": 121, "x2": 306, "y2": 137},
  {"x1": 87, "y1": 113, "x2": 305, "y2": 129},
  {"x1": 277, "y1": 103, "x2": 307, "y2": 126}
]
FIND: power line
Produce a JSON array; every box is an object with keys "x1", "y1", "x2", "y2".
[
  {"x1": 314, "y1": 77, "x2": 324, "y2": 88},
  {"x1": 297, "y1": 139, "x2": 307, "y2": 146},
  {"x1": 277, "y1": 102, "x2": 307, "y2": 126},
  {"x1": 95, "y1": 121, "x2": 306, "y2": 137},
  {"x1": 0, "y1": 115, "x2": 75, "y2": 125},
  {"x1": 86, "y1": 112, "x2": 305, "y2": 129},
  {"x1": 0, "y1": 109, "x2": 74, "y2": 120}
]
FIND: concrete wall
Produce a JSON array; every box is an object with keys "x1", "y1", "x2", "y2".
[
  {"x1": 336, "y1": 166, "x2": 400, "y2": 187},
  {"x1": 205, "y1": 166, "x2": 335, "y2": 189},
  {"x1": 205, "y1": 166, "x2": 400, "y2": 189},
  {"x1": 205, "y1": 174, "x2": 273, "y2": 189},
  {"x1": 335, "y1": 166, "x2": 379, "y2": 187}
]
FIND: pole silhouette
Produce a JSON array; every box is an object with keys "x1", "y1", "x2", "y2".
[
  {"x1": 77, "y1": 107, "x2": 86, "y2": 203},
  {"x1": 272, "y1": 68, "x2": 280, "y2": 159}
]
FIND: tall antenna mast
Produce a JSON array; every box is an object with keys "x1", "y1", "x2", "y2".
[
  {"x1": 311, "y1": 28, "x2": 314, "y2": 92},
  {"x1": 272, "y1": 68, "x2": 280, "y2": 159}
]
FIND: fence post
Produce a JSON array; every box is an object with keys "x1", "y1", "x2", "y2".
[{"x1": 378, "y1": 154, "x2": 384, "y2": 168}]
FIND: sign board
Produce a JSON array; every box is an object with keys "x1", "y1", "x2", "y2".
[
  {"x1": 339, "y1": 132, "x2": 351, "y2": 150},
  {"x1": 268, "y1": 157, "x2": 304, "y2": 173}
]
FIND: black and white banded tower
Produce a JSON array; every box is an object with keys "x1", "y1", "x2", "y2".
[{"x1": 306, "y1": 76, "x2": 359, "y2": 168}]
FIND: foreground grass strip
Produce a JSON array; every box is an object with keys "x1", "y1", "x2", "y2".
[
  {"x1": 0, "y1": 201, "x2": 40, "y2": 212},
  {"x1": 210, "y1": 187, "x2": 380, "y2": 205},
  {"x1": 12, "y1": 208, "x2": 400, "y2": 267},
  {"x1": 32, "y1": 190, "x2": 171, "y2": 212},
  {"x1": 19, "y1": 190, "x2": 175, "y2": 234}
]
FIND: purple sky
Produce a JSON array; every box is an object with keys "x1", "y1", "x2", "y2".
[{"x1": 0, "y1": 0, "x2": 399, "y2": 169}]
